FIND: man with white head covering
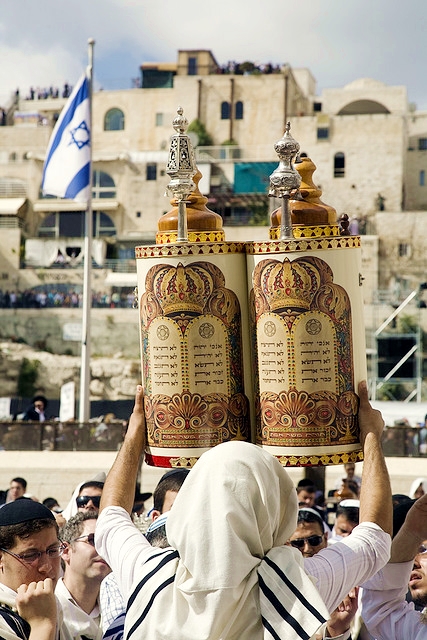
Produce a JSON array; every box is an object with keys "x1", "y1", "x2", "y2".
[
  {"x1": 409, "y1": 478, "x2": 427, "y2": 500},
  {"x1": 96, "y1": 381, "x2": 392, "y2": 639}
]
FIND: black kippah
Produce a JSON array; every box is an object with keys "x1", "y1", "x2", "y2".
[{"x1": 0, "y1": 498, "x2": 55, "y2": 526}]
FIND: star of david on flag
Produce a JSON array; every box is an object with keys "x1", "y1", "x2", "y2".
[{"x1": 41, "y1": 73, "x2": 91, "y2": 202}]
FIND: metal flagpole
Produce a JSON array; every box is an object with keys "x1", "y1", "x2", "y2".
[{"x1": 79, "y1": 38, "x2": 95, "y2": 424}]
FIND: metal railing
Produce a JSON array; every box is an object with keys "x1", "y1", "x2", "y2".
[
  {"x1": 0, "y1": 421, "x2": 425, "y2": 457},
  {"x1": 0, "y1": 421, "x2": 125, "y2": 452},
  {"x1": 22, "y1": 258, "x2": 137, "y2": 272}
]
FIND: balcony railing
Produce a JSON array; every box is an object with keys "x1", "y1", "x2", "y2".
[{"x1": 196, "y1": 145, "x2": 275, "y2": 163}]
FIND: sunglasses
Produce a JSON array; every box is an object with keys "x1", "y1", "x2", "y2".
[
  {"x1": 290, "y1": 534, "x2": 324, "y2": 549},
  {"x1": 76, "y1": 495, "x2": 101, "y2": 509},
  {"x1": 72, "y1": 533, "x2": 95, "y2": 547}
]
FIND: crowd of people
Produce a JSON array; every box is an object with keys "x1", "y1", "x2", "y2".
[
  {"x1": 217, "y1": 60, "x2": 283, "y2": 75},
  {"x1": 24, "y1": 84, "x2": 73, "y2": 101},
  {"x1": 0, "y1": 383, "x2": 426, "y2": 639},
  {"x1": 0, "y1": 288, "x2": 135, "y2": 309}
]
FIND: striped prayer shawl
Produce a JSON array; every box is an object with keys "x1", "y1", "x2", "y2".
[
  {"x1": 102, "y1": 612, "x2": 125, "y2": 640},
  {"x1": 123, "y1": 548, "x2": 326, "y2": 640},
  {"x1": 125, "y1": 548, "x2": 179, "y2": 639},
  {"x1": 258, "y1": 555, "x2": 327, "y2": 640},
  {"x1": 0, "y1": 605, "x2": 31, "y2": 640}
]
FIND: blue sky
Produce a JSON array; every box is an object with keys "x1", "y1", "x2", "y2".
[{"x1": 1, "y1": 0, "x2": 426, "y2": 109}]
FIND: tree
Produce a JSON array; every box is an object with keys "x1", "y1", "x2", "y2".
[{"x1": 187, "y1": 119, "x2": 213, "y2": 146}]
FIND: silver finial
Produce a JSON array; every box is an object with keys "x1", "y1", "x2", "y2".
[
  {"x1": 269, "y1": 122, "x2": 301, "y2": 240},
  {"x1": 166, "y1": 107, "x2": 197, "y2": 242}
]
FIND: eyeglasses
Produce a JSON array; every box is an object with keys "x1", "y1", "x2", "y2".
[
  {"x1": 72, "y1": 533, "x2": 95, "y2": 547},
  {"x1": 0, "y1": 544, "x2": 65, "y2": 565},
  {"x1": 289, "y1": 535, "x2": 324, "y2": 549},
  {"x1": 76, "y1": 495, "x2": 101, "y2": 509}
]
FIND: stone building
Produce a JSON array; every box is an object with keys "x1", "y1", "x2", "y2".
[{"x1": 0, "y1": 48, "x2": 427, "y2": 306}]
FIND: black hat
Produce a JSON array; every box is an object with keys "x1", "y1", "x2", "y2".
[
  {"x1": 134, "y1": 482, "x2": 152, "y2": 504},
  {"x1": 158, "y1": 468, "x2": 190, "y2": 485},
  {"x1": 393, "y1": 498, "x2": 416, "y2": 538},
  {"x1": 0, "y1": 498, "x2": 55, "y2": 526}
]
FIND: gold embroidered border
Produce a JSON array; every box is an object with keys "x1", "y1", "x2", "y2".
[
  {"x1": 135, "y1": 241, "x2": 247, "y2": 258},
  {"x1": 269, "y1": 225, "x2": 341, "y2": 240},
  {"x1": 276, "y1": 448, "x2": 363, "y2": 467},
  {"x1": 246, "y1": 236, "x2": 361, "y2": 254},
  {"x1": 147, "y1": 447, "x2": 364, "y2": 469},
  {"x1": 155, "y1": 230, "x2": 226, "y2": 244}
]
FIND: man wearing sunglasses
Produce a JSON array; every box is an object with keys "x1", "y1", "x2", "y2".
[
  {"x1": 362, "y1": 493, "x2": 427, "y2": 639},
  {"x1": 56, "y1": 511, "x2": 111, "y2": 639},
  {"x1": 288, "y1": 508, "x2": 328, "y2": 558},
  {"x1": 76, "y1": 482, "x2": 104, "y2": 513},
  {"x1": 0, "y1": 499, "x2": 65, "y2": 640}
]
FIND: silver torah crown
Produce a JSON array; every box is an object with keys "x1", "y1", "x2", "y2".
[
  {"x1": 269, "y1": 121, "x2": 301, "y2": 198},
  {"x1": 166, "y1": 106, "x2": 197, "y2": 202}
]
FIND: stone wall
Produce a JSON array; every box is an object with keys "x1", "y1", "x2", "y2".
[{"x1": 0, "y1": 307, "x2": 142, "y2": 400}]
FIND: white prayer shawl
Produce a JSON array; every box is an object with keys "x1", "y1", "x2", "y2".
[{"x1": 125, "y1": 441, "x2": 329, "y2": 639}]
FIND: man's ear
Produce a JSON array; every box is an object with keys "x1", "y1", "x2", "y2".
[
  {"x1": 151, "y1": 510, "x2": 161, "y2": 522},
  {"x1": 61, "y1": 543, "x2": 72, "y2": 564}
]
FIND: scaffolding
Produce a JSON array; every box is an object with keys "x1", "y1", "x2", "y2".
[{"x1": 370, "y1": 290, "x2": 423, "y2": 401}]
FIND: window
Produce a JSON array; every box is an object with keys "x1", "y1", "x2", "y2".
[
  {"x1": 92, "y1": 171, "x2": 116, "y2": 198},
  {"x1": 221, "y1": 101, "x2": 230, "y2": 120},
  {"x1": 317, "y1": 127, "x2": 329, "y2": 140},
  {"x1": 334, "y1": 152, "x2": 345, "y2": 178},
  {"x1": 187, "y1": 57, "x2": 198, "y2": 75},
  {"x1": 419, "y1": 138, "x2": 427, "y2": 151},
  {"x1": 398, "y1": 243, "x2": 411, "y2": 258},
  {"x1": 104, "y1": 108, "x2": 125, "y2": 131},
  {"x1": 155, "y1": 113, "x2": 163, "y2": 126},
  {"x1": 38, "y1": 211, "x2": 116, "y2": 238},
  {"x1": 146, "y1": 163, "x2": 157, "y2": 181},
  {"x1": 420, "y1": 170, "x2": 425, "y2": 186},
  {"x1": 313, "y1": 102, "x2": 322, "y2": 112},
  {"x1": 235, "y1": 101, "x2": 244, "y2": 120}
]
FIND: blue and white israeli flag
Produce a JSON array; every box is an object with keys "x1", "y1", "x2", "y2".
[{"x1": 41, "y1": 73, "x2": 91, "y2": 202}]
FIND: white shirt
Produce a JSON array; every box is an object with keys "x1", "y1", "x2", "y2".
[
  {"x1": 361, "y1": 561, "x2": 426, "y2": 639},
  {"x1": 96, "y1": 507, "x2": 390, "y2": 622},
  {"x1": 55, "y1": 577, "x2": 103, "y2": 640}
]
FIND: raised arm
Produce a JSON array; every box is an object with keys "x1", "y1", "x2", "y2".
[
  {"x1": 390, "y1": 493, "x2": 427, "y2": 562},
  {"x1": 358, "y1": 380, "x2": 392, "y2": 535},
  {"x1": 100, "y1": 385, "x2": 146, "y2": 515}
]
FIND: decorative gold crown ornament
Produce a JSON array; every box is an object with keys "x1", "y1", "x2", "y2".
[
  {"x1": 151, "y1": 262, "x2": 215, "y2": 316},
  {"x1": 256, "y1": 257, "x2": 321, "y2": 312}
]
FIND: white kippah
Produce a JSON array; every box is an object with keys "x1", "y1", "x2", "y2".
[{"x1": 339, "y1": 499, "x2": 360, "y2": 508}]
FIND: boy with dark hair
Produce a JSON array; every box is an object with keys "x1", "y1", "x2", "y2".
[{"x1": 0, "y1": 499, "x2": 63, "y2": 640}]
